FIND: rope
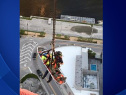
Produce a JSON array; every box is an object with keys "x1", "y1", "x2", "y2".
[{"x1": 52, "y1": 0, "x2": 56, "y2": 61}]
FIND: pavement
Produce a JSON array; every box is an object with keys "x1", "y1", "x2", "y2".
[
  {"x1": 20, "y1": 37, "x2": 63, "y2": 95},
  {"x1": 21, "y1": 78, "x2": 47, "y2": 95},
  {"x1": 20, "y1": 18, "x2": 103, "y2": 39},
  {"x1": 20, "y1": 36, "x2": 102, "y2": 95}
]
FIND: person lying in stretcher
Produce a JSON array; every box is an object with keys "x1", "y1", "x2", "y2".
[{"x1": 39, "y1": 50, "x2": 66, "y2": 84}]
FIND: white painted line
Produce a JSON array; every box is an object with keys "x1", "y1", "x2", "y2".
[
  {"x1": 20, "y1": 55, "x2": 31, "y2": 60},
  {"x1": 22, "y1": 41, "x2": 36, "y2": 47},
  {"x1": 33, "y1": 41, "x2": 38, "y2": 45},
  {"x1": 20, "y1": 50, "x2": 32, "y2": 55},
  {"x1": 22, "y1": 42, "x2": 38, "y2": 50},
  {"x1": 22, "y1": 40, "x2": 34, "y2": 47},
  {"x1": 20, "y1": 57, "x2": 31, "y2": 61},
  {"x1": 20, "y1": 60, "x2": 27, "y2": 64},
  {"x1": 23, "y1": 41, "x2": 37, "y2": 47},
  {"x1": 26, "y1": 41, "x2": 37, "y2": 46},
  {"x1": 28, "y1": 67, "x2": 32, "y2": 73},
  {"x1": 20, "y1": 40, "x2": 38, "y2": 64},
  {"x1": 21, "y1": 47, "x2": 33, "y2": 52},
  {"x1": 22, "y1": 43, "x2": 35, "y2": 49},
  {"x1": 20, "y1": 56, "x2": 31, "y2": 61},
  {"x1": 20, "y1": 53, "x2": 31, "y2": 58},
  {"x1": 21, "y1": 45, "x2": 37, "y2": 54},
  {"x1": 22, "y1": 44, "x2": 34, "y2": 50}
]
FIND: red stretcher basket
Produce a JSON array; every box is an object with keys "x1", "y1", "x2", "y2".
[{"x1": 37, "y1": 46, "x2": 66, "y2": 85}]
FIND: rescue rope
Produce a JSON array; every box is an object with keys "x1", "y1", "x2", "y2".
[
  {"x1": 51, "y1": 0, "x2": 56, "y2": 61},
  {"x1": 50, "y1": 0, "x2": 56, "y2": 70}
]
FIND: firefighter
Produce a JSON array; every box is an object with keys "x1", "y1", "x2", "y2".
[
  {"x1": 54, "y1": 51, "x2": 64, "y2": 68},
  {"x1": 41, "y1": 52, "x2": 53, "y2": 83}
]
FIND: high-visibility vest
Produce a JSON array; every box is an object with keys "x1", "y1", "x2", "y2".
[
  {"x1": 42, "y1": 56, "x2": 49, "y2": 65},
  {"x1": 42, "y1": 56, "x2": 46, "y2": 61}
]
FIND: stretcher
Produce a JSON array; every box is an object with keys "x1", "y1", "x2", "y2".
[{"x1": 37, "y1": 46, "x2": 66, "y2": 85}]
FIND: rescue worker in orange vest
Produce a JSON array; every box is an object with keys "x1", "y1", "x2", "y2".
[
  {"x1": 42, "y1": 53, "x2": 52, "y2": 83},
  {"x1": 49, "y1": 51, "x2": 63, "y2": 72},
  {"x1": 42, "y1": 49, "x2": 53, "y2": 68},
  {"x1": 41, "y1": 50, "x2": 53, "y2": 83},
  {"x1": 54, "y1": 51, "x2": 64, "y2": 68},
  {"x1": 41, "y1": 49, "x2": 52, "y2": 67},
  {"x1": 42, "y1": 54, "x2": 56, "y2": 83}
]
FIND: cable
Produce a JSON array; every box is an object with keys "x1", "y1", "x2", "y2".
[{"x1": 51, "y1": 0, "x2": 56, "y2": 64}]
